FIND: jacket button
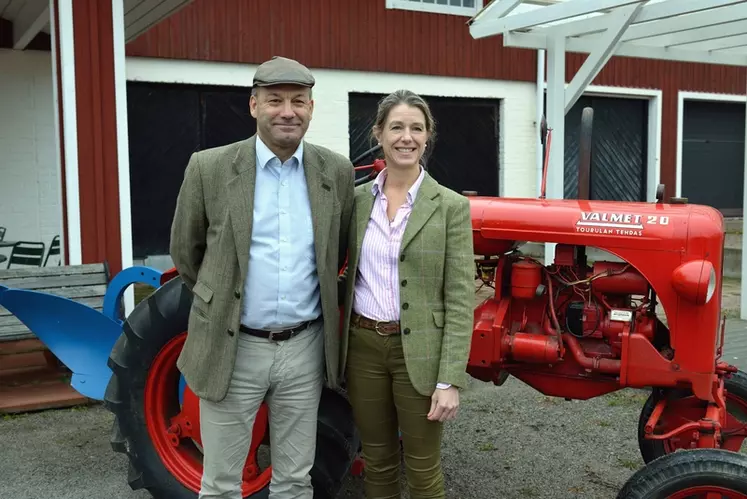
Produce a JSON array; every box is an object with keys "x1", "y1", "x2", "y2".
[
  {"x1": 400, "y1": 254, "x2": 405, "y2": 262},
  {"x1": 401, "y1": 279, "x2": 407, "y2": 287},
  {"x1": 402, "y1": 303, "x2": 409, "y2": 310},
  {"x1": 227, "y1": 329, "x2": 235, "y2": 337},
  {"x1": 403, "y1": 328, "x2": 411, "y2": 335},
  {"x1": 234, "y1": 291, "x2": 241, "y2": 299}
]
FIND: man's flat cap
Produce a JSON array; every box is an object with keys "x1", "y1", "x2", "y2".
[{"x1": 253, "y1": 56, "x2": 315, "y2": 88}]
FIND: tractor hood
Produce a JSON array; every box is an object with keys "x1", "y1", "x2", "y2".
[{"x1": 468, "y1": 197, "x2": 725, "y2": 257}]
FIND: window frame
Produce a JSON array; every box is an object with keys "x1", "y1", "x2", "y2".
[{"x1": 385, "y1": 0, "x2": 483, "y2": 17}]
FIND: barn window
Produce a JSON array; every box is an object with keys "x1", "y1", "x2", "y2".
[{"x1": 386, "y1": 0, "x2": 483, "y2": 17}]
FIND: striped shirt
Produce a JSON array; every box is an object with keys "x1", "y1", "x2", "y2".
[{"x1": 353, "y1": 167, "x2": 425, "y2": 321}]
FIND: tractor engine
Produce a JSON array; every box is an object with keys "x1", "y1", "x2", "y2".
[
  {"x1": 469, "y1": 244, "x2": 662, "y2": 399},
  {"x1": 483, "y1": 246, "x2": 655, "y2": 363}
]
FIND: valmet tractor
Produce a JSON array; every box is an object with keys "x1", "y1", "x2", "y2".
[
  {"x1": 465, "y1": 109, "x2": 747, "y2": 497},
  {"x1": 1, "y1": 107, "x2": 746, "y2": 498}
]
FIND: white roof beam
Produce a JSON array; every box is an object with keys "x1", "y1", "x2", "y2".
[
  {"x1": 718, "y1": 46, "x2": 747, "y2": 54},
  {"x1": 546, "y1": 0, "x2": 746, "y2": 39},
  {"x1": 12, "y1": 1, "x2": 49, "y2": 50},
  {"x1": 470, "y1": 0, "x2": 525, "y2": 24},
  {"x1": 622, "y1": 4, "x2": 747, "y2": 42},
  {"x1": 677, "y1": 33, "x2": 747, "y2": 51},
  {"x1": 604, "y1": 37, "x2": 747, "y2": 65},
  {"x1": 470, "y1": 0, "x2": 643, "y2": 39},
  {"x1": 564, "y1": 3, "x2": 644, "y2": 114},
  {"x1": 504, "y1": 31, "x2": 747, "y2": 66},
  {"x1": 630, "y1": 19, "x2": 747, "y2": 48}
]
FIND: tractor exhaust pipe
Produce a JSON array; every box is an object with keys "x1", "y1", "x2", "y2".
[
  {"x1": 578, "y1": 107, "x2": 593, "y2": 201},
  {"x1": 538, "y1": 107, "x2": 593, "y2": 201},
  {"x1": 577, "y1": 107, "x2": 593, "y2": 270}
]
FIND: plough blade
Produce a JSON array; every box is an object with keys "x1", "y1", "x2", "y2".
[{"x1": 0, "y1": 285, "x2": 120, "y2": 401}]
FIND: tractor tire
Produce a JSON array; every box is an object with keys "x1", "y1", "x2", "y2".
[
  {"x1": 638, "y1": 369, "x2": 747, "y2": 464},
  {"x1": 616, "y1": 448, "x2": 747, "y2": 498},
  {"x1": 103, "y1": 276, "x2": 359, "y2": 499}
]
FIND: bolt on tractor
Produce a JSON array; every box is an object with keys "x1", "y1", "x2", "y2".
[{"x1": 1, "y1": 107, "x2": 747, "y2": 498}]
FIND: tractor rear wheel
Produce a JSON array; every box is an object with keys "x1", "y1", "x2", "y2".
[
  {"x1": 617, "y1": 448, "x2": 747, "y2": 498},
  {"x1": 103, "y1": 276, "x2": 359, "y2": 498},
  {"x1": 637, "y1": 370, "x2": 747, "y2": 463}
]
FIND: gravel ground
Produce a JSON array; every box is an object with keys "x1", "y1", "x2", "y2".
[
  {"x1": 0, "y1": 376, "x2": 649, "y2": 499},
  {"x1": 2, "y1": 280, "x2": 744, "y2": 499}
]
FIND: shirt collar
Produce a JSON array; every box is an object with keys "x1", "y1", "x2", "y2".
[
  {"x1": 256, "y1": 135, "x2": 304, "y2": 169},
  {"x1": 372, "y1": 166, "x2": 426, "y2": 204}
]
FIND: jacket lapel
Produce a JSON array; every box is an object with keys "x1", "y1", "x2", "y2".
[
  {"x1": 304, "y1": 144, "x2": 333, "y2": 273},
  {"x1": 227, "y1": 135, "x2": 257, "y2": 278},
  {"x1": 401, "y1": 172, "x2": 439, "y2": 251},
  {"x1": 353, "y1": 184, "x2": 375, "y2": 270}
]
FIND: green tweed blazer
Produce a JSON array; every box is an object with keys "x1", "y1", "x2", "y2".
[
  {"x1": 340, "y1": 171, "x2": 475, "y2": 396},
  {"x1": 170, "y1": 135, "x2": 355, "y2": 402}
]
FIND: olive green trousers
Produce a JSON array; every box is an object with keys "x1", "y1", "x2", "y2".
[{"x1": 345, "y1": 323, "x2": 445, "y2": 499}]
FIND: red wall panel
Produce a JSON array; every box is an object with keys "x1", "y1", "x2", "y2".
[
  {"x1": 125, "y1": 0, "x2": 538, "y2": 81},
  {"x1": 73, "y1": 0, "x2": 122, "y2": 274},
  {"x1": 125, "y1": 0, "x2": 747, "y2": 199}
]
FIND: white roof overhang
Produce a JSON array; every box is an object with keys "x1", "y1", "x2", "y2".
[
  {"x1": 469, "y1": 0, "x2": 747, "y2": 67},
  {"x1": 0, "y1": 0, "x2": 193, "y2": 49}
]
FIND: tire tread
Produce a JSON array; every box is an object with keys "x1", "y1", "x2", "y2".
[{"x1": 618, "y1": 449, "x2": 747, "y2": 498}]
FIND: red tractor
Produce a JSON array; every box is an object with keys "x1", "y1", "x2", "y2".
[{"x1": 466, "y1": 109, "x2": 747, "y2": 497}]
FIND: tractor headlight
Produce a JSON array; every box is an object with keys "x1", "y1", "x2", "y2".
[
  {"x1": 671, "y1": 259, "x2": 717, "y2": 306},
  {"x1": 706, "y1": 264, "x2": 717, "y2": 303}
]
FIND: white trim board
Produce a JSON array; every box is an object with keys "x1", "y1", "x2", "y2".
[
  {"x1": 542, "y1": 82, "x2": 663, "y2": 203},
  {"x1": 675, "y1": 90, "x2": 747, "y2": 199},
  {"x1": 49, "y1": 1, "x2": 66, "y2": 265},
  {"x1": 112, "y1": 0, "x2": 134, "y2": 315},
  {"x1": 57, "y1": 0, "x2": 82, "y2": 265}
]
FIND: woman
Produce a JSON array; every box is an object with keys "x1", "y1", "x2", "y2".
[{"x1": 340, "y1": 89, "x2": 475, "y2": 498}]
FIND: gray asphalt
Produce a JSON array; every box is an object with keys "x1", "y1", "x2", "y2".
[{"x1": 0, "y1": 376, "x2": 655, "y2": 499}]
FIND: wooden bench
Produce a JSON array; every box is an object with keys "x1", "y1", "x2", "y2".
[
  {"x1": 0, "y1": 263, "x2": 110, "y2": 342},
  {"x1": 0, "y1": 263, "x2": 110, "y2": 412}
]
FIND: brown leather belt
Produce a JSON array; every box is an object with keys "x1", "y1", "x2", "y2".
[
  {"x1": 351, "y1": 312, "x2": 401, "y2": 336},
  {"x1": 239, "y1": 318, "x2": 318, "y2": 341}
]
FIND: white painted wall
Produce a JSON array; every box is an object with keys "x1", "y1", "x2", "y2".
[
  {"x1": 0, "y1": 49, "x2": 61, "y2": 257},
  {"x1": 125, "y1": 57, "x2": 540, "y2": 198}
]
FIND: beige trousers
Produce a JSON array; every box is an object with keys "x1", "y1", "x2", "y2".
[{"x1": 198, "y1": 320, "x2": 325, "y2": 499}]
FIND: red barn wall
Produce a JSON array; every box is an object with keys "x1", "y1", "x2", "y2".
[
  {"x1": 124, "y1": 0, "x2": 538, "y2": 80},
  {"x1": 125, "y1": 0, "x2": 747, "y2": 197}
]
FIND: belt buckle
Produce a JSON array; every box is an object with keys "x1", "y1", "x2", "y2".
[
  {"x1": 374, "y1": 321, "x2": 389, "y2": 337},
  {"x1": 268, "y1": 329, "x2": 284, "y2": 342}
]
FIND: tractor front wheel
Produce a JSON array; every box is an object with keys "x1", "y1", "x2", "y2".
[
  {"x1": 103, "y1": 276, "x2": 359, "y2": 498},
  {"x1": 617, "y1": 448, "x2": 747, "y2": 498},
  {"x1": 638, "y1": 370, "x2": 747, "y2": 463}
]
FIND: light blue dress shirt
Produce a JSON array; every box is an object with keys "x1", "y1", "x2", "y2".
[{"x1": 240, "y1": 136, "x2": 321, "y2": 330}]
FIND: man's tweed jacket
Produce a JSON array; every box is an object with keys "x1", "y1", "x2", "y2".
[{"x1": 170, "y1": 134, "x2": 355, "y2": 402}]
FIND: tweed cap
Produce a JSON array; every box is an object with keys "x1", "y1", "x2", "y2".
[{"x1": 252, "y1": 56, "x2": 315, "y2": 88}]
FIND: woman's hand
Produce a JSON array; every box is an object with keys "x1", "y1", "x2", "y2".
[{"x1": 427, "y1": 386, "x2": 459, "y2": 422}]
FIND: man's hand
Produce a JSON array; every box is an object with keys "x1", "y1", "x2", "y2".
[{"x1": 427, "y1": 386, "x2": 459, "y2": 422}]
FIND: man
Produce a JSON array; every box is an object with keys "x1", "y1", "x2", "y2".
[{"x1": 169, "y1": 56, "x2": 355, "y2": 499}]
